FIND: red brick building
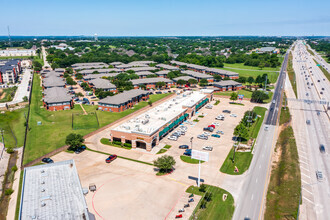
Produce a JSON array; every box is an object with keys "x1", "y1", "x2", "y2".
[
  {"x1": 43, "y1": 87, "x2": 73, "y2": 111},
  {"x1": 98, "y1": 89, "x2": 149, "y2": 112},
  {"x1": 213, "y1": 80, "x2": 243, "y2": 91}
]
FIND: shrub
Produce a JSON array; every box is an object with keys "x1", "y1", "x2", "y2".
[
  {"x1": 124, "y1": 143, "x2": 132, "y2": 148},
  {"x1": 113, "y1": 141, "x2": 122, "y2": 146},
  {"x1": 11, "y1": 165, "x2": 18, "y2": 172},
  {"x1": 200, "y1": 200, "x2": 207, "y2": 209},
  {"x1": 5, "y1": 188, "x2": 14, "y2": 195},
  {"x1": 205, "y1": 192, "x2": 213, "y2": 202},
  {"x1": 199, "y1": 184, "x2": 206, "y2": 192},
  {"x1": 6, "y1": 147, "x2": 14, "y2": 154}
]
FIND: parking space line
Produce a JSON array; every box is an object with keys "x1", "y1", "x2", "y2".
[
  {"x1": 167, "y1": 177, "x2": 188, "y2": 187},
  {"x1": 303, "y1": 188, "x2": 313, "y2": 195},
  {"x1": 300, "y1": 166, "x2": 310, "y2": 172},
  {"x1": 301, "y1": 172, "x2": 310, "y2": 178},
  {"x1": 302, "y1": 196, "x2": 314, "y2": 204},
  {"x1": 301, "y1": 179, "x2": 310, "y2": 184}
]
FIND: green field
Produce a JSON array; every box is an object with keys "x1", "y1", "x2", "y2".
[
  {"x1": 224, "y1": 62, "x2": 281, "y2": 71},
  {"x1": 220, "y1": 107, "x2": 267, "y2": 175},
  {"x1": 186, "y1": 185, "x2": 235, "y2": 220},
  {"x1": 72, "y1": 112, "x2": 99, "y2": 130},
  {"x1": 214, "y1": 89, "x2": 273, "y2": 103},
  {"x1": 0, "y1": 108, "x2": 27, "y2": 149},
  {"x1": 23, "y1": 73, "x2": 171, "y2": 164}
]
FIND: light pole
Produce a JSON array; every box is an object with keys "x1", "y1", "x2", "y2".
[{"x1": 190, "y1": 137, "x2": 193, "y2": 150}]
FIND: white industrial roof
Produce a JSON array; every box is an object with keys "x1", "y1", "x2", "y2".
[
  {"x1": 112, "y1": 91, "x2": 206, "y2": 136},
  {"x1": 19, "y1": 160, "x2": 90, "y2": 220}
]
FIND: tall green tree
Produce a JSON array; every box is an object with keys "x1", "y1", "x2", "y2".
[
  {"x1": 153, "y1": 155, "x2": 176, "y2": 173},
  {"x1": 65, "y1": 133, "x2": 84, "y2": 150}
]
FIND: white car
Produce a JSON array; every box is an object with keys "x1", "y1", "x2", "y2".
[
  {"x1": 168, "y1": 136, "x2": 178, "y2": 141},
  {"x1": 203, "y1": 146, "x2": 213, "y2": 151},
  {"x1": 230, "y1": 114, "x2": 237, "y2": 117},
  {"x1": 212, "y1": 122, "x2": 220, "y2": 126},
  {"x1": 203, "y1": 132, "x2": 211, "y2": 136}
]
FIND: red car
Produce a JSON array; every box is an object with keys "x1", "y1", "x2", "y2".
[
  {"x1": 105, "y1": 155, "x2": 117, "y2": 163},
  {"x1": 208, "y1": 125, "x2": 215, "y2": 129}
]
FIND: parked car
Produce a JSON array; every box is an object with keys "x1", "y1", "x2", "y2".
[
  {"x1": 184, "y1": 149, "x2": 192, "y2": 156},
  {"x1": 205, "y1": 104, "x2": 213, "y2": 109},
  {"x1": 217, "y1": 130, "x2": 224, "y2": 135},
  {"x1": 179, "y1": 145, "x2": 189, "y2": 149},
  {"x1": 197, "y1": 134, "x2": 208, "y2": 140},
  {"x1": 319, "y1": 144, "x2": 325, "y2": 153},
  {"x1": 105, "y1": 155, "x2": 117, "y2": 163},
  {"x1": 203, "y1": 146, "x2": 213, "y2": 151},
  {"x1": 215, "y1": 115, "x2": 225, "y2": 120},
  {"x1": 316, "y1": 171, "x2": 324, "y2": 181},
  {"x1": 223, "y1": 110, "x2": 231, "y2": 113},
  {"x1": 156, "y1": 91, "x2": 162, "y2": 94},
  {"x1": 203, "y1": 127, "x2": 214, "y2": 132},
  {"x1": 168, "y1": 136, "x2": 178, "y2": 141},
  {"x1": 208, "y1": 124, "x2": 215, "y2": 129},
  {"x1": 211, "y1": 134, "x2": 220, "y2": 138},
  {"x1": 306, "y1": 120, "x2": 311, "y2": 125},
  {"x1": 230, "y1": 114, "x2": 237, "y2": 117},
  {"x1": 42, "y1": 158, "x2": 54, "y2": 164},
  {"x1": 75, "y1": 145, "x2": 86, "y2": 154}
]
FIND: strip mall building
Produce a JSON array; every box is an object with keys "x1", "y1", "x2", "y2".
[{"x1": 109, "y1": 90, "x2": 213, "y2": 151}]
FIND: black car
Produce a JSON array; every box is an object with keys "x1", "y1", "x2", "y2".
[
  {"x1": 222, "y1": 110, "x2": 231, "y2": 113},
  {"x1": 75, "y1": 145, "x2": 86, "y2": 154},
  {"x1": 156, "y1": 91, "x2": 162, "y2": 94},
  {"x1": 319, "y1": 145, "x2": 325, "y2": 153},
  {"x1": 42, "y1": 158, "x2": 54, "y2": 163},
  {"x1": 179, "y1": 145, "x2": 189, "y2": 149}
]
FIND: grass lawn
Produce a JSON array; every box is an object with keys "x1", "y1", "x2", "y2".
[
  {"x1": 180, "y1": 155, "x2": 205, "y2": 164},
  {"x1": 156, "y1": 149, "x2": 167, "y2": 154},
  {"x1": 0, "y1": 107, "x2": 27, "y2": 149},
  {"x1": 72, "y1": 111, "x2": 99, "y2": 130},
  {"x1": 222, "y1": 68, "x2": 279, "y2": 84},
  {"x1": 264, "y1": 126, "x2": 301, "y2": 219},
  {"x1": 23, "y1": 73, "x2": 171, "y2": 164},
  {"x1": 186, "y1": 185, "x2": 235, "y2": 220},
  {"x1": 279, "y1": 107, "x2": 291, "y2": 125},
  {"x1": 223, "y1": 62, "x2": 280, "y2": 71},
  {"x1": 220, "y1": 106, "x2": 267, "y2": 175},
  {"x1": 0, "y1": 86, "x2": 17, "y2": 103},
  {"x1": 287, "y1": 52, "x2": 297, "y2": 97},
  {"x1": 100, "y1": 138, "x2": 132, "y2": 150}
]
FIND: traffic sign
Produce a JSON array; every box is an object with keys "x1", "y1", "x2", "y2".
[{"x1": 192, "y1": 150, "x2": 209, "y2": 162}]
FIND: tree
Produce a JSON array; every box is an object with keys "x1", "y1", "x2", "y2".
[
  {"x1": 233, "y1": 123, "x2": 249, "y2": 141},
  {"x1": 199, "y1": 78, "x2": 208, "y2": 87},
  {"x1": 251, "y1": 90, "x2": 269, "y2": 103},
  {"x1": 32, "y1": 60, "x2": 42, "y2": 72},
  {"x1": 177, "y1": 79, "x2": 186, "y2": 85},
  {"x1": 188, "y1": 78, "x2": 198, "y2": 85},
  {"x1": 65, "y1": 133, "x2": 84, "y2": 150},
  {"x1": 236, "y1": 76, "x2": 247, "y2": 84},
  {"x1": 77, "y1": 92, "x2": 84, "y2": 97},
  {"x1": 155, "y1": 81, "x2": 166, "y2": 88},
  {"x1": 230, "y1": 92, "x2": 238, "y2": 102},
  {"x1": 213, "y1": 74, "x2": 222, "y2": 82},
  {"x1": 153, "y1": 155, "x2": 176, "y2": 173},
  {"x1": 148, "y1": 100, "x2": 153, "y2": 106},
  {"x1": 75, "y1": 73, "x2": 83, "y2": 80},
  {"x1": 23, "y1": 96, "x2": 28, "y2": 102},
  {"x1": 247, "y1": 76, "x2": 254, "y2": 89},
  {"x1": 66, "y1": 76, "x2": 77, "y2": 85}
]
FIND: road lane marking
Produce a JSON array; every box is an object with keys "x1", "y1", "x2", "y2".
[
  {"x1": 259, "y1": 165, "x2": 261, "y2": 169},
  {"x1": 256, "y1": 178, "x2": 258, "y2": 183},
  {"x1": 251, "y1": 194, "x2": 254, "y2": 200}
]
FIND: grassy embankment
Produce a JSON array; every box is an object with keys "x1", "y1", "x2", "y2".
[
  {"x1": 23, "y1": 73, "x2": 171, "y2": 164},
  {"x1": 220, "y1": 106, "x2": 267, "y2": 175},
  {"x1": 186, "y1": 185, "x2": 235, "y2": 220},
  {"x1": 287, "y1": 52, "x2": 298, "y2": 98},
  {"x1": 313, "y1": 59, "x2": 330, "y2": 81},
  {"x1": 264, "y1": 103, "x2": 300, "y2": 219},
  {"x1": 0, "y1": 108, "x2": 27, "y2": 149}
]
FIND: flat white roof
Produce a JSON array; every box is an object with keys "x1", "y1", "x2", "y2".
[
  {"x1": 19, "y1": 160, "x2": 90, "y2": 220},
  {"x1": 112, "y1": 91, "x2": 207, "y2": 136}
]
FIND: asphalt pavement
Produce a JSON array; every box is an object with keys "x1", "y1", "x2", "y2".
[{"x1": 233, "y1": 50, "x2": 290, "y2": 220}]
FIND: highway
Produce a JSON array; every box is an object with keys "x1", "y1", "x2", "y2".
[
  {"x1": 288, "y1": 41, "x2": 330, "y2": 220},
  {"x1": 233, "y1": 50, "x2": 290, "y2": 220}
]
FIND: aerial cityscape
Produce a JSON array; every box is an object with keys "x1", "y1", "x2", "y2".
[{"x1": 0, "y1": 1, "x2": 329, "y2": 220}]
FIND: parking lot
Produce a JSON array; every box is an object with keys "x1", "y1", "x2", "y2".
[
  {"x1": 50, "y1": 96, "x2": 262, "y2": 219},
  {"x1": 51, "y1": 150, "x2": 200, "y2": 220}
]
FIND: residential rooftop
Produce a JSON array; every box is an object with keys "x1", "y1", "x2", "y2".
[
  {"x1": 205, "y1": 68, "x2": 239, "y2": 77},
  {"x1": 131, "y1": 77, "x2": 172, "y2": 85},
  {"x1": 99, "y1": 89, "x2": 149, "y2": 105},
  {"x1": 89, "y1": 78, "x2": 116, "y2": 89},
  {"x1": 156, "y1": 63, "x2": 180, "y2": 70},
  {"x1": 42, "y1": 76, "x2": 66, "y2": 88},
  {"x1": 43, "y1": 87, "x2": 73, "y2": 103},
  {"x1": 182, "y1": 70, "x2": 214, "y2": 79},
  {"x1": 112, "y1": 91, "x2": 206, "y2": 136},
  {"x1": 213, "y1": 80, "x2": 242, "y2": 87}
]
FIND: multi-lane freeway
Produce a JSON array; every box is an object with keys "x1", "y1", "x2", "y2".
[
  {"x1": 233, "y1": 50, "x2": 290, "y2": 220},
  {"x1": 288, "y1": 41, "x2": 330, "y2": 220}
]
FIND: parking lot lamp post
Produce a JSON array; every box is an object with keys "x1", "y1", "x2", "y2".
[
  {"x1": 232, "y1": 144, "x2": 237, "y2": 163},
  {"x1": 190, "y1": 137, "x2": 193, "y2": 150}
]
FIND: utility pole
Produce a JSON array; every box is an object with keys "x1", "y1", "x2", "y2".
[
  {"x1": 7, "y1": 26, "x2": 12, "y2": 47},
  {"x1": 190, "y1": 137, "x2": 193, "y2": 150},
  {"x1": 264, "y1": 74, "x2": 267, "y2": 91}
]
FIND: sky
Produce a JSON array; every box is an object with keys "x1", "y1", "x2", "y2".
[{"x1": 1, "y1": 0, "x2": 330, "y2": 36}]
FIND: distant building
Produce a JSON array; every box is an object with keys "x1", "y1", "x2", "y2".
[
  {"x1": 94, "y1": 33, "x2": 98, "y2": 41},
  {"x1": 88, "y1": 78, "x2": 117, "y2": 92},
  {"x1": 205, "y1": 68, "x2": 239, "y2": 79},
  {"x1": 181, "y1": 70, "x2": 214, "y2": 83},
  {"x1": 50, "y1": 43, "x2": 74, "y2": 51},
  {"x1": 0, "y1": 59, "x2": 22, "y2": 84},
  {"x1": 257, "y1": 47, "x2": 276, "y2": 53},
  {"x1": 131, "y1": 78, "x2": 173, "y2": 89},
  {"x1": 98, "y1": 89, "x2": 149, "y2": 112},
  {"x1": 213, "y1": 80, "x2": 243, "y2": 91},
  {"x1": 0, "y1": 48, "x2": 36, "y2": 57},
  {"x1": 19, "y1": 160, "x2": 93, "y2": 220}
]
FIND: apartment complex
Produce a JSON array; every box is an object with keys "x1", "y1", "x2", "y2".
[{"x1": 0, "y1": 59, "x2": 22, "y2": 84}]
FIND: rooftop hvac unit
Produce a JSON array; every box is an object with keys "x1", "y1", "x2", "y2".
[{"x1": 142, "y1": 119, "x2": 149, "y2": 125}]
